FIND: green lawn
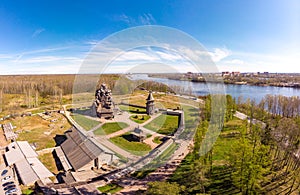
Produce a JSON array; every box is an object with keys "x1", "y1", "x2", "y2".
[
  {"x1": 98, "y1": 183, "x2": 123, "y2": 194},
  {"x1": 101, "y1": 122, "x2": 129, "y2": 134},
  {"x1": 178, "y1": 105, "x2": 200, "y2": 139},
  {"x1": 118, "y1": 105, "x2": 146, "y2": 114},
  {"x1": 222, "y1": 117, "x2": 245, "y2": 132},
  {"x1": 93, "y1": 126, "x2": 105, "y2": 135},
  {"x1": 71, "y1": 114, "x2": 100, "y2": 131},
  {"x1": 132, "y1": 143, "x2": 179, "y2": 178},
  {"x1": 144, "y1": 114, "x2": 178, "y2": 135},
  {"x1": 110, "y1": 133, "x2": 151, "y2": 156},
  {"x1": 153, "y1": 136, "x2": 162, "y2": 144},
  {"x1": 212, "y1": 118, "x2": 246, "y2": 161},
  {"x1": 21, "y1": 187, "x2": 34, "y2": 195},
  {"x1": 170, "y1": 116, "x2": 245, "y2": 194},
  {"x1": 212, "y1": 137, "x2": 240, "y2": 161},
  {"x1": 130, "y1": 114, "x2": 151, "y2": 124},
  {"x1": 132, "y1": 169, "x2": 156, "y2": 179},
  {"x1": 38, "y1": 152, "x2": 59, "y2": 174},
  {"x1": 145, "y1": 142, "x2": 178, "y2": 170}
]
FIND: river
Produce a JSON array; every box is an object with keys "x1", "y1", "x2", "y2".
[{"x1": 128, "y1": 74, "x2": 300, "y2": 102}]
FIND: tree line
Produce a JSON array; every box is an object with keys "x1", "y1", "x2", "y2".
[{"x1": 146, "y1": 94, "x2": 300, "y2": 194}]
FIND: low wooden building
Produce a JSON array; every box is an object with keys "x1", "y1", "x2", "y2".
[{"x1": 58, "y1": 127, "x2": 118, "y2": 172}]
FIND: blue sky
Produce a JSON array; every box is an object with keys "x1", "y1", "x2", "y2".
[{"x1": 0, "y1": 0, "x2": 299, "y2": 74}]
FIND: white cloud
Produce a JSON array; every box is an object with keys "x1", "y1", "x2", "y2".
[
  {"x1": 32, "y1": 28, "x2": 45, "y2": 38},
  {"x1": 209, "y1": 48, "x2": 231, "y2": 62},
  {"x1": 216, "y1": 50, "x2": 300, "y2": 73},
  {"x1": 223, "y1": 59, "x2": 245, "y2": 65},
  {"x1": 115, "y1": 51, "x2": 159, "y2": 61}
]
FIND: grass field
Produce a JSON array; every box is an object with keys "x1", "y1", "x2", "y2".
[
  {"x1": 178, "y1": 105, "x2": 200, "y2": 139},
  {"x1": 117, "y1": 90, "x2": 182, "y2": 109},
  {"x1": 100, "y1": 122, "x2": 129, "y2": 134},
  {"x1": 212, "y1": 118, "x2": 245, "y2": 162},
  {"x1": 129, "y1": 114, "x2": 151, "y2": 124},
  {"x1": 98, "y1": 183, "x2": 123, "y2": 194},
  {"x1": 21, "y1": 186, "x2": 35, "y2": 195},
  {"x1": 71, "y1": 114, "x2": 100, "y2": 131},
  {"x1": 38, "y1": 152, "x2": 59, "y2": 174},
  {"x1": 7, "y1": 113, "x2": 71, "y2": 150},
  {"x1": 144, "y1": 114, "x2": 178, "y2": 135},
  {"x1": 147, "y1": 142, "x2": 178, "y2": 168},
  {"x1": 133, "y1": 142, "x2": 179, "y2": 178},
  {"x1": 110, "y1": 133, "x2": 151, "y2": 156},
  {"x1": 170, "y1": 117, "x2": 246, "y2": 194},
  {"x1": 152, "y1": 136, "x2": 162, "y2": 144},
  {"x1": 93, "y1": 126, "x2": 105, "y2": 135},
  {"x1": 222, "y1": 117, "x2": 245, "y2": 132},
  {"x1": 118, "y1": 105, "x2": 146, "y2": 114}
]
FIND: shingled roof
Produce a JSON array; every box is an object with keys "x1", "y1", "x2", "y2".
[
  {"x1": 61, "y1": 127, "x2": 114, "y2": 171},
  {"x1": 146, "y1": 91, "x2": 154, "y2": 101}
]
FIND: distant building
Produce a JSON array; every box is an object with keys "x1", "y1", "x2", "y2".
[
  {"x1": 57, "y1": 127, "x2": 118, "y2": 172},
  {"x1": 146, "y1": 91, "x2": 155, "y2": 115},
  {"x1": 232, "y1": 71, "x2": 240, "y2": 76},
  {"x1": 4, "y1": 141, "x2": 54, "y2": 186},
  {"x1": 222, "y1": 71, "x2": 230, "y2": 77}
]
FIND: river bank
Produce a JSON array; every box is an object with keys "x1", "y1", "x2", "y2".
[
  {"x1": 128, "y1": 74, "x2": 300, "y2": 102},
  {"x1": 147, "y1": 74, "x2": 300, "y2": 89}
]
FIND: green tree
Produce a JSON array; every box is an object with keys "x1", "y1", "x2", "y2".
[
  {"x1": 146, "y1": 181, "x2": 183, "y2": 195},
  {"x1": 228, "y1": 123, "x2": 271, "y2": 194}
]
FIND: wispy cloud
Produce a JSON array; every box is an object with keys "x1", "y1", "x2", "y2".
[
  {"x1": 114, "y1": 13, "x2": 156, "y2": 26},
  {"x1": 14, "y1": 46, "x2": 71, "y2": 62},
  {"x1": 139, "y1": 13, "x2": 156, "y2": 25},
  {"x1": 0, "y1": 54, "x2": 14, "y2": 59},
  {"x1": 15, "y1": 56, "x2": 81, "y2": 64},
  {"x1": 32, "y1": 28, "x2": 45, "y2": 38}
]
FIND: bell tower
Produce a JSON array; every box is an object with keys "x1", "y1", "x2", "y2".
[{"x1": 146, "y1": 91, "x2": 155, "y2": 115}]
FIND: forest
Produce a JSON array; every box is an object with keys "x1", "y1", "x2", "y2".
[
  {"x1": 0, "y1": 74, "x2": 119, "y2": 115},
  {"x1": 0, "y1": 74, "x2": 193, "y2": 116},
  {"x1": 146, "y1": 95, "x2": 300, "y2": 195}
]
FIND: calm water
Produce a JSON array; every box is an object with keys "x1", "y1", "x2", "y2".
[{"x1": 129, "y1": 74, "x2": 300, "y2": 102}]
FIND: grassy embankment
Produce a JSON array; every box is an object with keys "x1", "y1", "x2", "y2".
[
  {"x1": 144, "y1": 114, "x2": 178, "y2": 135},
  {"x1": 132, "y1": 142, "x2": 179, "y2": 179},
  {"x1": 129, "y1": 114, "x2": 151, "y2": 124},
  {"x1": 71, "y1": 113, "x2": 100, "y2": 131},
  {"x1": 94, "y1": 122, "x2": 129, "y2": 135},
  {"x1": 98, "y1": 183, "x2": 123, "y2": 194},
  {"x1": 110, "y1": 132, "x2": 151, "y2": 156},
  {"x1": 170, "y1": 117, "x2": 246, "y2": 194}
]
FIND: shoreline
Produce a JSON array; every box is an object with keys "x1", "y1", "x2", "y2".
[{"x1": 147, "y1": 75, "x2": 300, "y2": 89}]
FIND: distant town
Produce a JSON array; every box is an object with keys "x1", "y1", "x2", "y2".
[{"x1": 149, "y1": 72, "x2": 300, "y2": 88}]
